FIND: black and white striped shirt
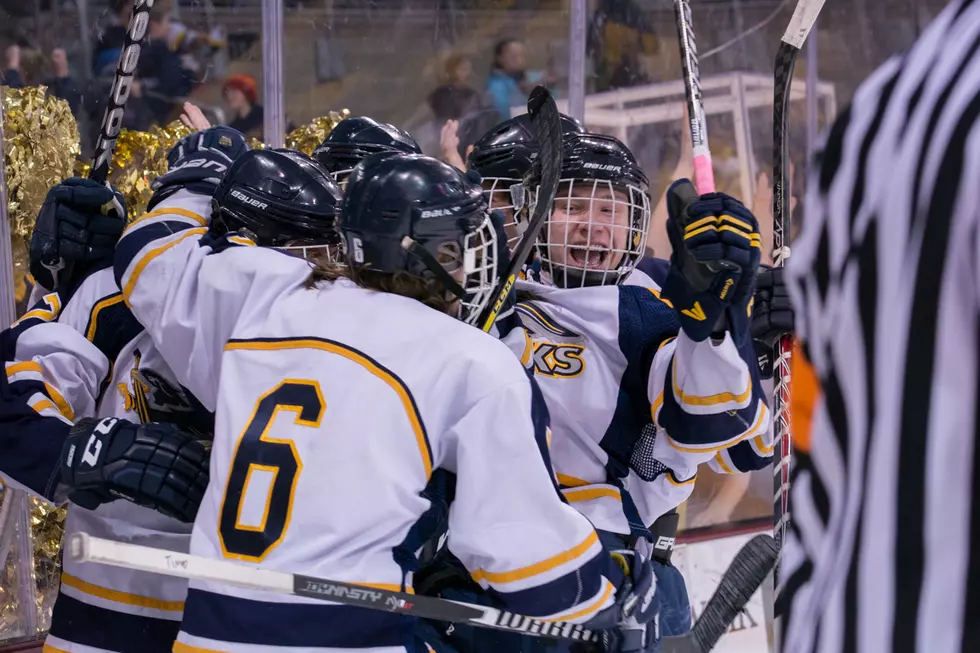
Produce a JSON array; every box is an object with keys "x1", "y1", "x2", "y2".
[{"x1": 782, "y1": 0, "x2": 980, "y2": 651}]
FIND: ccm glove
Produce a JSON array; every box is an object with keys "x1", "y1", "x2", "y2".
[
  {"x1": 662, "y1": 179, "x2": 762, "y2": 342},
  {"x1": 29, "y1": 178, "x2": 126, "y2": 291},
  {"x1": 149, "y1": 125, "x2": 249, "y2": 208},
  {"x1": 58, "y1": 417, "x2": 210, "y2": 523}
]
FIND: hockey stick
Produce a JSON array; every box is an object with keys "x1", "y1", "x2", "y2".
[
  {"x1": 673, "y1": 0, "x2": 714, "y2": 195},
  {"x1": 478, "y1": 85, "x2": 562, "y2": 332},
  {"x1": 90, "y1": 0, "x2": 155, "y2": 184},
  {"x1": 663, "y1": 534, "x2": 777, "y2": 653},
  {"x1": 68, "y1": 531, "x2": 777, "y2": 651},
  {"x1": 770, "y1": 0, "x2": 825, "y2": 601}
]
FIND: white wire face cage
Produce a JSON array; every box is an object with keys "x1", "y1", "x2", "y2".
[
  {"x1": 329, "y1": 169, "x2": 355, "y2": 189},
  {"x1": 532, "y1": 178, "x2": 651, "y2": 288},
  {"x1": 481, "y1": 177, "x2": 524, "y2": 251},
  {"x1": 457, "y1": 211, "x2": 500, "y2": 326},
  {"x1": 281, "y1": 243, "x2": 339, "y2": 262}
]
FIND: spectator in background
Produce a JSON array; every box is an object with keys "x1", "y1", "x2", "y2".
[
  {"x1": 427, "y1": 54, "x2": 479, "y2": 124},
  {"x1": 92, "y1": 0, "x2": 133, "y2": 77},
  {"x1": 2, "y1": 45, "x2": 24, "y2": 88},
  {"x1": 139, "y1": 3, "x2": 196, "y2": 125},
  {"x1": 485, "y1": 38, "x2": 556, "y2": 121},
  {"x1": 223, "y1": 73, "x2": 263, "y2": 139},
  {"x1": 44, "y1": 48, "x2": 81, "y2": 117}
]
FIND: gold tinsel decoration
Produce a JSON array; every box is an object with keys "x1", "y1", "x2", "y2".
[
  {"x1": 1, "y1": 86, "x2": 80, "y2": 239},
  {"x1": 285, "y1": 110, "x2": 350, "y2": 156},
  {"x1": 74, "y1": 119, "x2": 194, "y2": 222}
]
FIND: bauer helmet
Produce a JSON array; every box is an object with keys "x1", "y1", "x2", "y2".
[
  {"x1": 210, "y1": 148, "x2": 343, "y2": 259},
  {"x1": 340, "y1": 153, "x2": 500, "y2": 326},
  {"x1": 530, "y1": 132, "x2": 651, "y2": 288},
  {"x1": 313, "y1": 116, "x2": 421, "y2": 185},
  {"x1": 467, "y1": 112, "x2": 584, "y2": 250}
]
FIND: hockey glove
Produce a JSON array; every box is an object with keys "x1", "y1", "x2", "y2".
[
  {"x1": 58, "y1": 417, "x2": 210, "y2": 523},
  {"x1": 751, "y1": 266, "x2": 794, "y2": 379},
  {"x1": 586, "y1": 550, "x2": 662, "y2": 653},
  {"x1": 149, "y1": 126, "x2": 249, "y2": 208},
  {"x1": 30, "y1": 178, "x2": 126, "y2": 291},
  {"x1": 662, "y1": 179, "x2": 762, "y2": 342}
]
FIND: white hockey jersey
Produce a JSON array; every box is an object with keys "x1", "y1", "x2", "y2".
[
  {"x1": 0, "y1": 264, "x2": 213, "y2": 653},
  {"x1": 503, "y1": 267, "x2": 772, "y2": 541},
  {"x1": 114, "y1": 190, "x2": 625, "y2": 653}
]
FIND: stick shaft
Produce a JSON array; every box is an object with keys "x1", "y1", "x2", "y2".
[
  {"x1": 89, "y1": 0, "x2": 155, "y2": 183},
  {"x1": 674, "y1": 0, "x2": 714, "y2": 194}
]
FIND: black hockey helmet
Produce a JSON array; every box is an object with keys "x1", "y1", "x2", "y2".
[
  {"x1": 210, "y1": 148, "x2": 343, "y2": 255},
  {"x1": 313, "y1": 116, "x2": 421, "y2": 183},
  {"x1": 467, "y1": 112, "x2": 584, "y2": 179},
  {"x1": 467, "y1": 112, "x2": 584, "y2": 250},
  {"x1": 340, "y1": 153, "x2": 499, "y2": 325},
  {"x1": 530, "y1": 132, "x2": 652, "y2": 288}
]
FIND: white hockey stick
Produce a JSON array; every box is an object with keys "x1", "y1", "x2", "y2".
[{"x1": 69, "y1": 532, "x2": 777, "y2": 652}]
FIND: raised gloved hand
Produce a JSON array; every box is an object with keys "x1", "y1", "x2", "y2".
[
  {"x1": 585, "y1": 550, "x2": 662, "y2": 653},
  {"x1": 662, "y1": 179, "x2": 762, "y2": 342},
  {"x1": 149, "y1": 125, "x2": 249, "y2": 208},
  {"x1": 29, "y1": 177, "x2": 126, "y2": 291},
  {"x1": 58, "y1": 417, "x2": 210, "y2": 523}
]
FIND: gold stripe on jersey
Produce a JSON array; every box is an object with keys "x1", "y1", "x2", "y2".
[
  {"x1": 667, "y1": 402, "x2": 768, "y2": 454},
  {"x1": 470, "y1": 530, "x2": 598, "y2": 584},
  {"x1": 85, "y1": 293, "x2": 126, "y2": 341},
  {"x1": 42, "y1": 644, "x2": 70, "y2": 653},
  {"x1": 128, "y1": 206, "x2": 207, "y2": 230},
  {"x1": 562, "y1": 486, "x2": 622, "y2": 503},
  {"x1": 542, "y1": 578, "x2": 615, "y2": 623},
  {"x1": 60, "y1": 573, "x2": 185, "y2": 611},
  {"x1": 225, "y1": 339, "x2": 433, "y2": 480},
  {"x1": 556, "y1": 473, "x2": 591, "y2": 487},
  {"x1": 671, "y1": 359, "x2": 752, "y2": 407},
  {"x1": 713, "y1": 451, "x2": 736, "y2": 475},
  {"x1": 12, "y1": 292, "x2": 62, "y2": 326},
  {"x1": 5, "y1": 361, "x2": 75, "y2": 421},
  {"x1": 122, "y1": 228, "x2": 208, "y2": 303},
  {"x1": 519, "y1": 329, "x2": 533, "y2": 367}
]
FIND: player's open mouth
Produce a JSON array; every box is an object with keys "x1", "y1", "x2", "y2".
[{"x1": 568, "y1": 246, "x2": 609, "y2": 269}]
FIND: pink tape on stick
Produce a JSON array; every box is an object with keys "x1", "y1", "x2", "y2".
[{"x1": 693, "y1": 154, "x2": 715, "y2": 195}]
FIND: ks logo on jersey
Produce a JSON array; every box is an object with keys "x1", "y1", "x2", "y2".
[{"x1": 532, "y1": 341, "x2": 586, "y2": 378}]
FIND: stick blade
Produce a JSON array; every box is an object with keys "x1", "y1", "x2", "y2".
[{"x1": 689, "y1": 534, "x2": 778, "y2": 652}]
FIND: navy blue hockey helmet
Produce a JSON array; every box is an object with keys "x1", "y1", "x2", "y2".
[
  {"x1": 467, "y1": 112, "x2": 584, "y2": 249},
  {"x1": 530, "y1": 132, "x2": 651, "y2": 289},
  {"x1": 211, "y1": 148, "x2": 343, "y2": 258},
  {"x1": 340, "y1": 153, "x2": 500, "y2": 325},
  {"x1": 313, "y1": 116, "x2": 421, "y2": 184}
]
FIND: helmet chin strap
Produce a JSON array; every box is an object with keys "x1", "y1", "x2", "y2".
[{"x1": 400, "y1": 237, "x2": 467, "y2": 300}]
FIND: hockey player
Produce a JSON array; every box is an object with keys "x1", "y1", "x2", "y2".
[
  {"x1": 0, "y1": 136, "x2": 344, "y2": 653},
  {"x1": 313, "y1": 115, "x2": 421, "y2": 185},
  {"x1": 45, "y1": 128, "x2": 661, "y2": 651}
]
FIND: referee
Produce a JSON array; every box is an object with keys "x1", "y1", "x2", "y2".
[{"x1": 781, "y1": 0, "x2": 980, "y2": 651}]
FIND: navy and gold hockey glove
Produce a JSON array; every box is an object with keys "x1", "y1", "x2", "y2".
[
  {"x1": 57, "y1": 417, "x2": 210, "y2": 523},
  {"x1": 149, "y1": 125, "x2": 249, "y2": 209},
  {"x1": 662, "y1": 179, "x2": 762, "y2": 342},
  {"x1": 30, "y1": 178, "x2": 126, "y2": 291},
  {"x1": 585, "y1": 550, "x2": 662, "y2": 653}
]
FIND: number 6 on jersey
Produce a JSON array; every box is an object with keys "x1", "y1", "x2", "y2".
[{"x1": 219, "y1": 380, "x2": 325, "y2": 561}]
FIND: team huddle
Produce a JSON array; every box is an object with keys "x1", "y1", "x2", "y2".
[{"x1": 0, "y1": 101, "x2": 783, "y2": 653}]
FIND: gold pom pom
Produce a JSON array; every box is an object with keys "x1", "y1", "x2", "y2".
[
  {"x1": 2, "y1": 86, "x2": 81, "y2": 239},
  {"x1": 285, "y1": 110, "x2": 351, "y2": 156}
]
